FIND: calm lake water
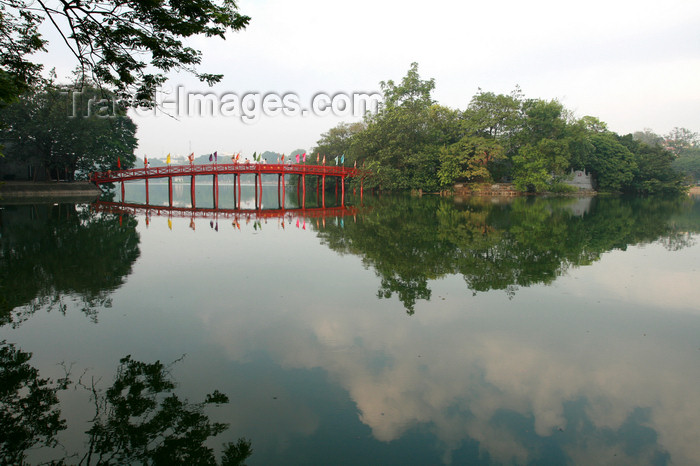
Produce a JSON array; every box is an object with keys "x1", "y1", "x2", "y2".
[{"x1": 2, "y1": 183, "x2": 700, "y2": 465}]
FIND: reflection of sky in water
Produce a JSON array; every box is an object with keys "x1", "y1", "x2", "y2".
[{"x1": 2, "y1": 193, "x2": 700, "y2": 465}]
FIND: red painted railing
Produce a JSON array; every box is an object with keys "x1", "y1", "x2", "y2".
[{"x1": 91, "y1": 163, "x2": 362, "y2": 184}]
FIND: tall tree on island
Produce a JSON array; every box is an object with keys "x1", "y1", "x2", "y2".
[{"x1": 353, "y1": 62, "x2": 464, "y2": 191}]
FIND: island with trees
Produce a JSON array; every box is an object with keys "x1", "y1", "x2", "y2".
[{"x1": 312, "y1": 63, "x2": 699, "y2": 196}]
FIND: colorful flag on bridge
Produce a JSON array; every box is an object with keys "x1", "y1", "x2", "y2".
[
  {"x1": 188, "y1": 152, "x2": 194, "y2": 164},
  {"x1": 341, "y1": 154, "x2": 344, "y2": 165},
  {"x1": 166, "y1": 153, "x2": 171, "y2": 164},
  {"x1": 302, "y1": 152, "x2": 306, "y2": 162},
  {"x1": 117, "y1": 157, "x2": 121, "y2": 169},
  {"x1": 296, "y1": 153, "x2": 300, "y2": 163},
  {"x1": 144, "y1": 157, "x2": 148, "y2": 168}
]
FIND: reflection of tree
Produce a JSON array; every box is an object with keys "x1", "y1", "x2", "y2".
[
  {"x1": 0, "y1": 203, "x2": 140, "y2": 326},
  {"x1": 0, "y1": 342, "x2": 252, "y2": 465},
  {"x1": 80, "y1": 355, "x2": 252, "y2": 465},
  {"x1": 318, "y1": 195, "x2": 700, "y2": 313},
  {"x1": 0, "y1": 341, "x2": 68, "y2": 465}
]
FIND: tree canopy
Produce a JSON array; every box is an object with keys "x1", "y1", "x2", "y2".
[
  {"x1": 0, "y1": 0, "x2": 250, "y2": 105},
  {"x1": 0, "y1": 80, "x2": 137, "y2": 180},
  {"x1": 315, "y1": 63, "x2": 691, "y2": 195}
]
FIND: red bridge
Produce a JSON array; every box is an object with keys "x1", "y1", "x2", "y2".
[{"x1": 90, "y1": 163, "x2": 365, "y2": 208}]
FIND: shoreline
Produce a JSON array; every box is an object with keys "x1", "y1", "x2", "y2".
[{"x1": 0, "y1": 181, "x2": 102, "y2": 200}]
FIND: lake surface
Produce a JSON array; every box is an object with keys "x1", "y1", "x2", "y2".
[{"x1": 2, "y1": 184, "x2": 700, "y2": 465}]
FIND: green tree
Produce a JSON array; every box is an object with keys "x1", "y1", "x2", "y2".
[
  {"x1": 664, "y1": 127, "x2": 699, "y2": 156},
  {"x1": 352, "y1": 63, "x2": 462, "y2": 191},
  {"x1": 585, "y1": 132, "x2": 636, "y2": 192},
  {"x1": 0, "y1": 1, "x2": 45, "y2": 104},
  {"x1": 0, "y1": 0, "x2": 250, "y2": 104},
  {"x1": 0, "y1": 81, "x2": 137, "y2": 180},
  {"x1": 511, "y1": 99, "x2": 574, "y2": 192},
  {"x1": 438, "y1": 135, "x2": 504, "y2": 186},
  {"x1": 619, "y1": 134, "x2": 687, "y2": 194},
  {"x1": 665, "y1": 127, "x2": 700, "y2": 184},
  {"x1": 311, "y1": 121, "x2": 365, "y2": 163},
  {"x1": 632, "y1": 128, "x2": 664, "y2": 147},
  {"x1": 461, "y1": 88, "x2": 523, "y2": 140},
  {"x1": 672, "y1": 147, "x2": 700, "y2": 183},
  {"x1": 380, "y1": 62, "x2": 435, "y2": 110}
]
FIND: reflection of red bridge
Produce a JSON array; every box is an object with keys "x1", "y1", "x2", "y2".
[
  {"x1": 90, "y1": 163, "x2": 365, "y2": 208},
  {"x1": 92, "y1": 201, "x2": 361, "y2": 231},
  {"x1": 93, "y1": 201, "x2": 360, "y2": 221}
]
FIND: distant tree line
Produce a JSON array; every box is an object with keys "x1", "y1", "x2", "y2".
[{"x1": 312, "y1": 63, "x2": 696, "y2": 194}]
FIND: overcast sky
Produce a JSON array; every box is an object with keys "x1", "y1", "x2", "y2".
[{"x1": 43, "y1": 0, "x2": 700, "y2": 158}]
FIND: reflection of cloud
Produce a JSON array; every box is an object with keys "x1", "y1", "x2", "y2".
[
  {"x1": 202, "y1": 244, "x2": 700, "y2": 464},
  {"x1": 564, "y1": 242, "x2": 700, "y2": 314}
]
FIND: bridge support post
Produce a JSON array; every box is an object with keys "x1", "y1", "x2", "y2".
[
  {"x1": 145, "y1": 179, "x2": 150, "y2": 205},
  {"x1": 191, "y1": 175, "x2": 196, "y2": 208},
  {"x1": 341, "y1": 176, "x2": 345, "y2": 206},
  {"x1": 322, "y1": 175, "x2": 326, "y2": 207},
  {"x1": 120, "y1": 181, "x2": 125, "y2": 202},
  {"x1": 255, "y1": 173, "x2": 259, "y2": 209},
  {"x1": 281, "y1": 175, "x2": 286, "y2": 209},
  {"x1": 335, "y1": 178, "x2": 338, "y2": 202},
  {"x1": 168, "y1": 177, "x2": 173, "y2": 206},
  {"x1": 213, "y1": 174, "x2": 219, "y2": 209},
  {"x1": 237, "y1": 175, "x2": 241, "y2": 209},
  {"x1": 259, "y1": 172, "x2": 263, "y2": 205},
  {"x1": 278, "y1": 174, "x2": 282, "y2": 208}
]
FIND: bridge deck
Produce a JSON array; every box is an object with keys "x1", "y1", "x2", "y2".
[{"x1": 91, "y1": 163, "x2": 361, "y2": 184}]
